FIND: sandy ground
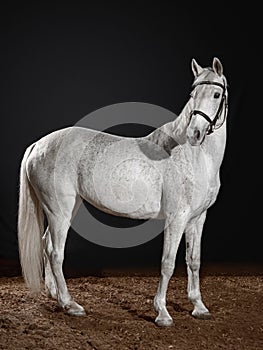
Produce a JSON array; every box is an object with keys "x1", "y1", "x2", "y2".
[{"x1": 0, "y1": 268, "x2": 263, "y2": 350}]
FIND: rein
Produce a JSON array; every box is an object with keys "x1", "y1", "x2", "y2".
[{"x1": 190, "y1": 80, "x2": 227, "y2": 135}]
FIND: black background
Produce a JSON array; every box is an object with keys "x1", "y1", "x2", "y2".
[{"x1": 0, "y1": 2, "x2": 261, "y2": 275}]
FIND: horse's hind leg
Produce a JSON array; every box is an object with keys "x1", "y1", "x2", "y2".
[
  {"x1": 44, "y1": 195, "x2": 85, "y2": 316},
  {"x1": 43, "y1": 229, "x2": 57, "y2": 299},
  {"x1": 43, "y1": 196, "x2": 82, "y2": 303},
  {"x1": 185, "y1": 211, "x2": 211, "y2": 319}
]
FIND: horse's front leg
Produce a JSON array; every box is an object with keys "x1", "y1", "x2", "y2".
[
  {"x1": 185, "y1": 211, "x2": 211, "y2": 319},
  {"x1": 154, "y1": 215, "x2": 187, "y2": 327}
]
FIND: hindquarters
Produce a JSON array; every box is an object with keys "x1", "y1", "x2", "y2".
[
  {"x1": 25, "y1": 130, "x2": 81, "y2": 227},
  {"x1": 23, "y1": 133, "x2": 85, "y2": 313}
]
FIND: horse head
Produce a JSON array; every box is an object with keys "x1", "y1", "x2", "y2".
[{"x1": 186, "y1": 57, "x2": 228, "y2": 146}]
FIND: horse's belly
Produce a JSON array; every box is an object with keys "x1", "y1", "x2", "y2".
[
  {"x1": 78, "y1": 139, "x2": 164, "y2": 220},
  {"x1": 85, "y1": 194, "x2": 162, "y2": 220},
  {"x1": 82, "y1": 164, "x2": 163, "y2": 220}
]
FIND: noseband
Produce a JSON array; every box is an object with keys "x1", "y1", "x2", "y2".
[{"x1": 190, "y1": 80, "x2": 227, "y2": 135}]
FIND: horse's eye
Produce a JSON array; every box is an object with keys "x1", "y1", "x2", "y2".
[{"x1": 214, "y1": 92, "x2": 220, "y2": 99}]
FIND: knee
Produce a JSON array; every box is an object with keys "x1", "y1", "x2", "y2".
[
  {"x1": 161, "y1": 259, "x2": 175, "y2": 277},
  {"x1": 186, "y1": 258, "x2": 200, "y2": 272}
]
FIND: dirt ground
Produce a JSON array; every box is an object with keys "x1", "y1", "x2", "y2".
[{"x1": 0, "y1": 268, "x2": 263, "y2": 350}]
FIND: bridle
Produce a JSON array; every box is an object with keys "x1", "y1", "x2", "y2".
[{"x1": 190, "y1": 80, "x2": 228, "y2": 135}]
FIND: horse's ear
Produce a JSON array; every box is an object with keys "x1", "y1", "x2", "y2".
[
  {"x1": 191, "y1": 58, "x2": 203, "y2": 77},
  {"x1": 212, "y1": 57, "x2": 223, "y2": 76}
]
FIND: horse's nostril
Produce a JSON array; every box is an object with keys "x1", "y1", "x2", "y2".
[{"x1": 194, "y1": 129, "x2": 201, "y2": 140}]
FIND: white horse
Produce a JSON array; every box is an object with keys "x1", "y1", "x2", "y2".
[{"x1": 18, "y1": 57, "x2": 228, "y2": 326}]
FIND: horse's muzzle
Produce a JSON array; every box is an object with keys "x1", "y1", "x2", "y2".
[{"x1": 187, "y1": 127, "x2": 205, "y2": 146}]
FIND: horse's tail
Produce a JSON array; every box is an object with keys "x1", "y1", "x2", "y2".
[{"x1": 18, "y1": 143, "x2": 44, "y2": 294}]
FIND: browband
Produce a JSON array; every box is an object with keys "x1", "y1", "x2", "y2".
[{"x1": 192, "y1": 80, "x2": 225, "y2": 90}]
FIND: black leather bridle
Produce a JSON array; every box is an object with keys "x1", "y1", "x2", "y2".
[{"x1": 190, "y1": 80, "x2": 227, "y2": 135}]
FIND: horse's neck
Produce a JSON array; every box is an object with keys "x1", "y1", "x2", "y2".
[
  {"x1": 172, "y1": 100, "x2": 193, "y2": 144},
  {"x1": 144, "y1": 99, "x2": 192, "y2": 153},
  {"x1": 144, "y1": 99, "x2": 226, "y2": 172},
  {"x1": 201, "y1": 122, "x2": 227, "y2": 173}
]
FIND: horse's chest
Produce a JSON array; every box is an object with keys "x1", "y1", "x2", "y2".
[
  {"x1": 203, "y1": 182, "x2": 220, "y2": 208},
  {"x1": 191, "y1": 168, "x2": 220, "y2": 215}
]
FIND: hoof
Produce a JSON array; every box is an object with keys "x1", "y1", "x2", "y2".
[
  {"x1": 67, "y1": 308, "x2": 86, "y2": 316},
  {"x1": 192, "y1": 311, "x2": 211, "y2": 320},
  {"x1": 155, "y1": 317, "x2": 174, "y2": 327},
  {"x1": 65, "y1": 302, "x2": 86, "y2": 316}
]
